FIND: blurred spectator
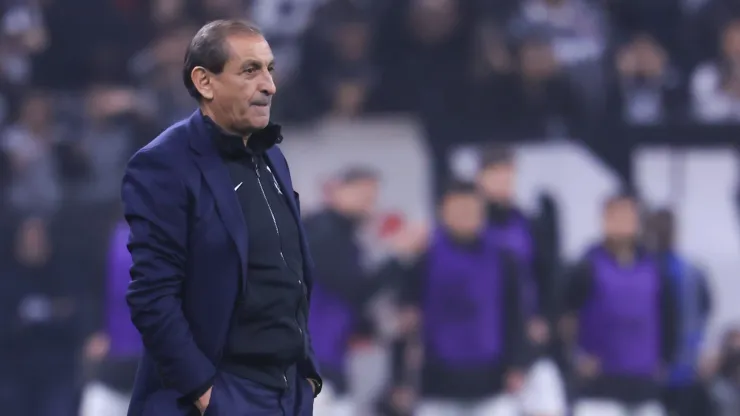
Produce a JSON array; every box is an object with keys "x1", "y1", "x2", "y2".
[
  {"x1": 201, "y1": 0, "x2": 245, "y2": 21},
  {"x1": 468, "y1": 23, "x2": 517, "y2": 134},
  {"x1": 306, "y1": 167, "x2": 427, "y2": 415},
  {"x1": 606, "y1": 0, "x2": 688, "y2": 71},
  {"x1": 510, "y1": 35, "x2": 582, "y2": 137},
  {"x1": 5, "y1": 217, "x2": 84, "y2": 416},
  {"x1": 1, "y1": 90, "x2": 62, "y2": 216},
  {"x1": 299, "y1": 3, "x2": 376, "y2": 119},
  {"x1": 403, "y1": 0, "x2": 474, "y2": 128},
  {"x1": 563, "y1": 194, "x2": 679, "y2": 416},
  {"x1": 394, "y1": 181, "x2": 527, "y2": 416},
  {"x1": 0, "y1": 0, "x2": 47, "y2": 87},
  {"x1": 305, "y1": 168, "x2": 382, "y2": 415},
  {"x1": 477, "y1": 147, "x2": 552, "y2": 341},
  {"x1": 150, "y1": 0, "x2": 190, "y2": 31},
  {"x1": 130, "y1": 24, "x2": 196, "y2": 131},
  {"x1": 691, "y1": 0, "x2": 740, "y2": 65},
  {"x1": 608, "y1": 34, "x2": 685, "y2": 125},
  {"x1": 710, "y1": 327, "x2": 740, "y2": 416},
  {"x1": 78, "y1": 220, "x2": 141, "y2": 416},
  {"x1": 251, "y1": 0, "x2": 320, "y2": 86},
  {"x1": 0, "y1": 146, "x2": 10, "y2": 202},
  {"x1": 62, "y1": 84, "x2": 141, "y2": 204},
  {"x1": 691, "y1": 19, "x2": 740, "y2": 122},
  {"x1": 476, "y1": 146, "x2": 567, "y2": 416},
  {"x1": 646, "y1": 209, "x2": 714, "y2": 416},
  {"x1": 509, "y1": 0, "x2": 607, "y2": 109},
  {"x1": 325, "y1": 14, "x2": 374, "y2": 118}
]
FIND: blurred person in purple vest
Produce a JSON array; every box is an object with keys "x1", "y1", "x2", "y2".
[
  {"x1": 79, "y1": 220, "x2": 142, "y2": 416},
  {"x1": 476, "y1": 146, "x2": 567, "y2": 416},
  {"x1": 392, "y1": 181, "x2": 529, "y2": 416},
  {"x1": 303, "y1": 167, "x2": 420, "y2": 416},
  {"x1": 561, "y1": 193, "x2": 679, "y2": 416}
]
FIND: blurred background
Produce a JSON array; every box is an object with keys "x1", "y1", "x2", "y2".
[{"x1": 2, "y1": 0, "x2": 740, "y2": 415}]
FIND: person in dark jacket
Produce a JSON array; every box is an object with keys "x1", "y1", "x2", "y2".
[
  {"x1": 476, "y1": 145, "x2": 555, "y2": 347},
  {"x1": 562, "y1": 193, "x2": 679, "y2": 416},
  {"x1": 3, "y1": 216, "x2": 85, "y2": 416},
  {"x1": 645, "y1": 209, "x2": 713, "y2": 416},
  {"x1": 476, "y1": 146, "x2": 567, "y2": 416},
  {"x1": 304, "y1": 167, "x2": 391, "y2": 415},
  {"x1": 709, "y1": 327, "x2": 740, "y2": 416},
  {"x1": 391, "y1": 181, "x2": 528, "y2": 416},
  {"x1": 79, "y1": 220, "x2": 143, "y2": 416}
]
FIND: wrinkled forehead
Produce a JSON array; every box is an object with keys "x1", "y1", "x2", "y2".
[{"x1": 223, "y1": 34, "x2": 274, "y2": 68}]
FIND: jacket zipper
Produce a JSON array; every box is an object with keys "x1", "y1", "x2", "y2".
[{"x1": 252, "y1": 156, "x2": 303, "y2": 387}]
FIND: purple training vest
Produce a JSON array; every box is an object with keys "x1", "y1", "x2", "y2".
[
  {"x1": 423, "y1": 229, "x2": 503, "y2": 366},
  {"x1": 578, "y1": 246, "x2": 661, "y2": 376},
  {"x1": 308, "y1": 284, "x2": 354, "y2": 371},
  {"x1": 487, "y1": 212, "x2": 537, "y2": 315},
  {"x1": 106, "y1": 221, "x2": 143, "y2": 358}
]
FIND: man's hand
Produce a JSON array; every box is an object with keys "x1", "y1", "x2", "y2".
[
  {"x1": 194, "y1": 387, "x2": 212, "y2": 415},
  {"x1": 504, "y1": 369, "x2": 526, "y2": 393},
  {"x1": 388, "y1": 223, "x2": 429, "y2": 260},
  {"x1": 390, "y1": 386, "x2": 415, "y2": 413},
  {"x1": 397, "y1": 307, "x2": 421, "y2": 335},
  {"x1": 83, "y1": 332, "x2": 110, "y2": 362},
  {"x1": 575, "y1": 354, "x2": 601, "y2": 379},
  {"x1": 527, "y1": 317, "x2": 550, "y2": 345}
]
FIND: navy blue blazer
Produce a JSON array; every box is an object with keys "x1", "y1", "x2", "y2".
[{"x1": 121, "y1": 110, "x2": 319, "y2": 416}]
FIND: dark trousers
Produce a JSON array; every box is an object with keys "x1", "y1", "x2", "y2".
[
  {"x1": 10, "y1": 374, "x2": 78, "y2": 416},
  {"x1": 204, "y1": 370, "x2": 314, "y2": 416},
  {"x1": 664, "y1": 383, "x2": 711, "y2": 416}
]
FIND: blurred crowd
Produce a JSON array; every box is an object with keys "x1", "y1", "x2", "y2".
[{"x1": 2, "y1": 0, "x2": 740, "y2": 416}]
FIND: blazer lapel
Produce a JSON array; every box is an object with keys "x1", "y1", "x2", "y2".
[
  {"x1": 194, "y1": 154, "x2": 248, "y2": 276},
  {"x1": 189, "y1": 111, "x2": 248, "y2": 278}
]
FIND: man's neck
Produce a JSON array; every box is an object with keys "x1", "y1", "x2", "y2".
[
  {"x1": 605, "y1": 239, "x2": 635, "y2": 265},
  {"x1": 200, "y1": 105, "x2": 251, "y2": 146}
]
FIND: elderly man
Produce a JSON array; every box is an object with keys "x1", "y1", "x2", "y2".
[{"x1": 122, "y1": 20, "x2": 320, "y2": 416}]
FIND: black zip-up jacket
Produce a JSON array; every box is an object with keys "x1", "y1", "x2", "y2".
[{"x1": 205, "y1": 117, "x2": 310, "y2": 393}]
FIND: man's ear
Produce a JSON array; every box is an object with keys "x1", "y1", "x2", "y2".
[{"x1": 191, "y1": 66, "x2": 214, "y2": 100}]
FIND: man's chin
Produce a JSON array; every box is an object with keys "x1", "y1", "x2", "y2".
[{"x1": 250, "y1": 114, "x2": 270, "y2": 130}]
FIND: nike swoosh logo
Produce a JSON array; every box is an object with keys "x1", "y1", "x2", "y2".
[{"x1": 234, "y1": 182, "x2": 243, "y2": 191}]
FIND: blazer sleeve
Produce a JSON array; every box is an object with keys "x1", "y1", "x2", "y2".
[{"x1": 121, "y1": 149, "x2": 216, "y2": 399}]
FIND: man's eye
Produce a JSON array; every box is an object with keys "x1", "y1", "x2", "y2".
[
  {"x1": 268, "y1": 67, "x2": 275, "y2": 73},
  {"x1": 244, "y1": 68, "x2": 255, "y2": 74}
]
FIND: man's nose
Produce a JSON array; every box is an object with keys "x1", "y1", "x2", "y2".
[{"x1": 260, "y1": 73, "x2": 277, "y2": 96}]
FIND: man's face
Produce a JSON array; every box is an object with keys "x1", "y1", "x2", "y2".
[
  {"x1": 21, "y1": 95, "x2": 51, "y2": 128},
  {"x1": 723, "y1": 22, "x2": 740, "y2": 62},
  {"x1": 208, "y1": 34, "x2": 276, "y2": 135},
  {"x1": 520, "y1": 41, "x2": 557, "y2": 81},
  {"x1": 332, "y1": 179, "x2": 379, "y2": 218},
  {"x1": 441, "y1": 193, "x2": 485, "y2": 238},
  {"x1": 603, "y1": 200, "x2": 639, "y2": 242},
  {"x1": 15, "y1": 218, "x2": 50, "y2": 266},
  {"x1": 477, "y1": 162, "x2": 515, "y2": 204}
]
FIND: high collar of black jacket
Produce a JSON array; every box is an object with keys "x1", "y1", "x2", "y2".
[{"x1": 202, "y1": 114, "x2": 282, "y2": 159}]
